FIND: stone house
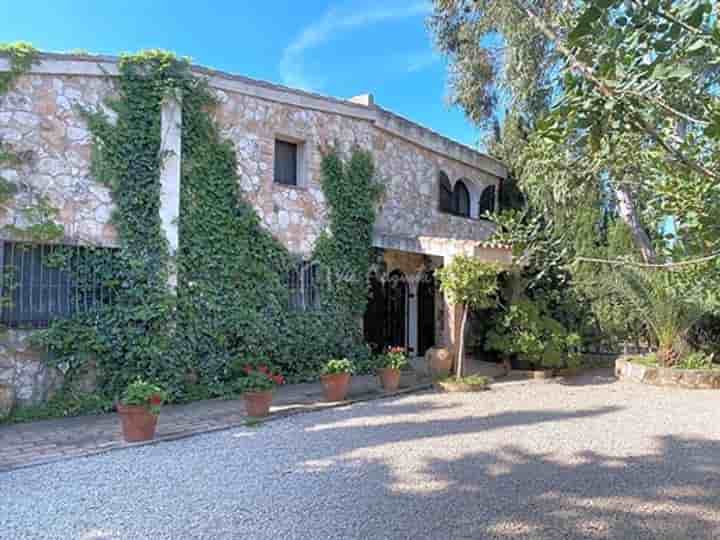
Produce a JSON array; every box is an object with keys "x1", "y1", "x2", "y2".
[{"x1": 0, "y1": 52, "x2": 510, "y2": 405}]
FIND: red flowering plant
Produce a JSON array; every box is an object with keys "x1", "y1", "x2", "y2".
[
  {"x1": 121, "y1": 378, "x2": 167, "y2": 415},
  {"x1": 378, "y1": 346, "x2": 408, "y2": 370},
  {"x1": 232, "y1": 360, "x2": 285, "y2": 394}
]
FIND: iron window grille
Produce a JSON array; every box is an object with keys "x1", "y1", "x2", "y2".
[
  {"x1": 0, "y1": 241, "x2": 116, "y2": 328},
  {"x1": 287, "y1": 261, "x2": 323, "y2": 311}
]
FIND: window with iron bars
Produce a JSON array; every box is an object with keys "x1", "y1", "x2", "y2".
[
  {"x1": 287, "y1": 261, "x2": 323, "y2": 312},
  {"x1": 0, "y1": 241, "x2": 117, "y2": 329}
]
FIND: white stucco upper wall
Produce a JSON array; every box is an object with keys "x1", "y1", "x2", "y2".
[{"x1": 0, "y1": 53, "x2": 507, "y2": 180}]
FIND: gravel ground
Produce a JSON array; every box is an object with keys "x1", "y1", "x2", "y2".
[{"x1": 2, "y1": 369, "x2": 720, "y2": 540}]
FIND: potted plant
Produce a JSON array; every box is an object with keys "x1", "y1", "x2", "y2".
[
  {"x1": 235, "y1": 364, "x2": 284, "y2": 417},
  {"x1": 117, "y1": 378, "x2": 166, "y2": 443},
  {"x1": 320, "y1": 358, "x2": 354, "y2": 401},
  {"x1": 377, "y1": 346, "x2": 407, "y2": 392}
]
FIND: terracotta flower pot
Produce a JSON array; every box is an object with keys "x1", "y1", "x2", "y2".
[
  {"x1": 321, "y1": 372, "x2": 351, "y2": 402},
  {"x1": 117, "y1": 404, "x2": 159, "y2": 443},
  {"x1": 378, "y1": 367, "x2": 401, "y2": 392},
  {"x1": 243, "y1": 390, "x2": 273, "y2": 417}
]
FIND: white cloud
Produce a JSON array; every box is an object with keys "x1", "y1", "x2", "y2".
[{"x1": 279, "y1": 1, "x2": 432, "y2": 91}]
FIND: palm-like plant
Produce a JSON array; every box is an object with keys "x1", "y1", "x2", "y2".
[{"x1": 611, "y1": 267, "x2": 708, "y2": 366}]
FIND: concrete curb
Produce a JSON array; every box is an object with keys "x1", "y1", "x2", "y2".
[{"x1": 0, "y1": 383, "x2": 432, "y2": 474}]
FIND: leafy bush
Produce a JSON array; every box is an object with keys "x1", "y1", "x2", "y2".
[
  {"x1": 677, "y1": 352, "x2": 716, "y2": 370},
  {"x1": 436, "y1": 256, "x2": 501, "y2": 378},
  {"x1": 121, "y1": 379, "x2": 166, "y2": 414},
  {"x1": 486, "y1": 298, "x2": 582, "y2": 368},
  {"x1": 377, "y1": 346, "x2": 408, "y2": 370},
  {"x1": 321, "y1": 358, "x2": 354, "y2": 375},
  {"x1": 232, "y1": 364, "x2": 285, "y2": 394},
  {"x1": 3, "y1": 392, "x2": 113, "y2": 424}
]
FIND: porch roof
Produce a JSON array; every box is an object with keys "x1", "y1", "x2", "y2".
[{"x1": 372, "y1": 233, "x2": 512, "y2": 264}]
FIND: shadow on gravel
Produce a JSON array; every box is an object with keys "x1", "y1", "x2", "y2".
[
  {"x1": 304, "y1": 405, "x2": 622, "y2": 451},
  {"x1": 555, "y1": 368, "x2": 619, "y2": 387},
  {"x1": 296, "y1": 397, "x2": 719, "y2": 539},
  {"x1": 373, "y1": 434, "x2": 720, "y2": 539}
]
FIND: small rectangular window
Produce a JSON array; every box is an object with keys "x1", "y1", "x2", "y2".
[
  {"x1": 287, "y1": 261, "x2": 322, "y2": 311},
  {"x1": 274, "y1": 139, "x2": 298, "y2": 186}
]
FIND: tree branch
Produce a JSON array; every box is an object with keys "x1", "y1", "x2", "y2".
[
  {"x1": 629, "y1": 0, "x2": 713, "y2": 38},
  {"x1": 574, "y1": 252, "x2": 720, "y2": 269},
  {"x1": 508, "y1": 0, "x2": 720, "y2": 182}
]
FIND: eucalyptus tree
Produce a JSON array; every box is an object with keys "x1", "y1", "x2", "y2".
[{"x1": 431, "y1": 0, "x2": 720, "y2": 263}]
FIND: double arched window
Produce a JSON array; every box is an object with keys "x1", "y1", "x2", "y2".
[
  {"x1": 478, "y1": 185, "x2": 496, "y2": 216},
  {"x1": 439, "y1": 171, "x2": 471, "y2": 217}
]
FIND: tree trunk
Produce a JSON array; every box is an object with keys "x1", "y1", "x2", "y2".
[
  {"x1": 615, "y1": 185, "x2": 657, "y2": 263},
  {"x1": 456, "y1": 305, "x2": 469, "y2": 381}
]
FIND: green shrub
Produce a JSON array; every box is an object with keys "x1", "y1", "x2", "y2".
[
  {"x1": 677, "y1": 351, "x2": 716, "y2": 370},
  {"x1": 121, "y1": 379, "x2": 166, "y2": 414},
  {"x1": 377, "y1": 346, "x2": 408, "y2": 370},
  {"x1": 321, "y1": 358, "x2": 354, "y2": 375},
  {"x1": 4, "y1": 391, "x2": 113, "y2": 424},
  {"x1": 486, "y1": 298, "x2": 582, "y2": 368}
]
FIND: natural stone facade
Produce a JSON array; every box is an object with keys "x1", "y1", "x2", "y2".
[
  {"x1": 0, "y1": 53, "x2": 510, "y2": 404},
  {"x1": 0, "y1": 73, "x2": 118, "y2": 246},
  {"x1": 0, "y1": 330, "x2": 62, "y2": 405},
  {"x1": 615, "y1": 357, "x2": 720, "y2": 389}
]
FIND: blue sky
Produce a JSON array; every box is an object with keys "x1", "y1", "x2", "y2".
[{"x1": 3, "y1": 0, "x2": 484, "y2": 148}]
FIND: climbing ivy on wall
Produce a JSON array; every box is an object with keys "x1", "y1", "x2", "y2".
[
  {"x1": 0, "y1": 42, "x2": 64, "y2": 242},
  {"x1": 0, "y1": 42, "x2": 37, "y2": 94},
  {"x1": 34, "y1": 49, "x2": 380, "y2": 399}
]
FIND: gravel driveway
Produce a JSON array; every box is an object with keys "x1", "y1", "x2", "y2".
[{"x1": 2, "y1": 369, "x2": 720, "y2": 539}]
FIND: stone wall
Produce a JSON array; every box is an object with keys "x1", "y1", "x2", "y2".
[
  {"x1": 615, "y1": 357, "x2": 720, "y2": 389},
  {"x1": 0, "y1": 73, "x2": 118, "y2": 246},
  {"x1": 215, "y1": 89, "x2": 499, "y2": 256},
  {"x1": 0, "y1": 54, "x2": 507, "y2": 404},
  {"x1": 0, "y1": 330, "x2": 62, "y2": 406}
]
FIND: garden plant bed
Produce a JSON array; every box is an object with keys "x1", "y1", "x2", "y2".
[
  {"x1": 434, "y1": 375, "x2": 491, "y2": 393},
  {"x1": 615, "y1": 357, "x2": 720, "y2": 389}
]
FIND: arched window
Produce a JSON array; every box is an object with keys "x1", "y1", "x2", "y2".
[
  {"x1": 438, "y1": 172, "x2": 453, "y2": 212},
  {"x1": 453, "y1": 180, "x2": 470, "y2": 217},
  {"x1": 478, "y1": 185, "x2": 496, "y2": 216}
]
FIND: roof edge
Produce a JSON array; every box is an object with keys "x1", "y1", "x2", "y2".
[{"x1": 0, "y1": 51, "x2": 507, "y2": 178}]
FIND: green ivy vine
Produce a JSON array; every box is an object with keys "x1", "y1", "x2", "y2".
[
  {"x1": 0, "y1": 42, "x2": 38, "y2": 94},
  {"x1": 0, "y1": 42, "x2": 64, "y2": 242},
  {"x1": 34, "y1": 49, "x2": 380, "y2": 400}
]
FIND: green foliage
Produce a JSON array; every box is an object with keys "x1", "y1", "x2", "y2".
[
  {"x1": 437, "y1": 374, "x2": 491, "y2": 387},
  {"x1": 678, "y1": 351, "x2": 716, "y2": 371},
  {"x1": 436, "y1": 256, "x2": 500, "y2": 310},
  {"x1": 605, "y1": 266, "x2": 710, "y2": 366},
  {"x1": 486, "y1": 298, "x2": 582, "y2": 368},
  {"x1": 627, "y1": 351, "x2": 717, "y2": 371},
  {"x1": 35, "y1": 49, "x2": 380, "y2": 405},
  {"x1": 121, "y1": 378, "x2": 166, "y2": 414},
  {"x1": 314, "y1": 148, "x2": 382, "y2": 318},
  {"x1": 321, "y1": 358, "x2": 354, "y2": 375},
  {"x1": 234, "y1": 372, "x2": 276, "y2": 394},
  {"x1": 3, "y1": 391, "x2": 113, "y2": 424},
  {"x1": 377, "y1": 346, "x2": 408, "y2": 370},
  {"x1": 0, "y1": 42, "x2": 38, "y2": 94}
]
